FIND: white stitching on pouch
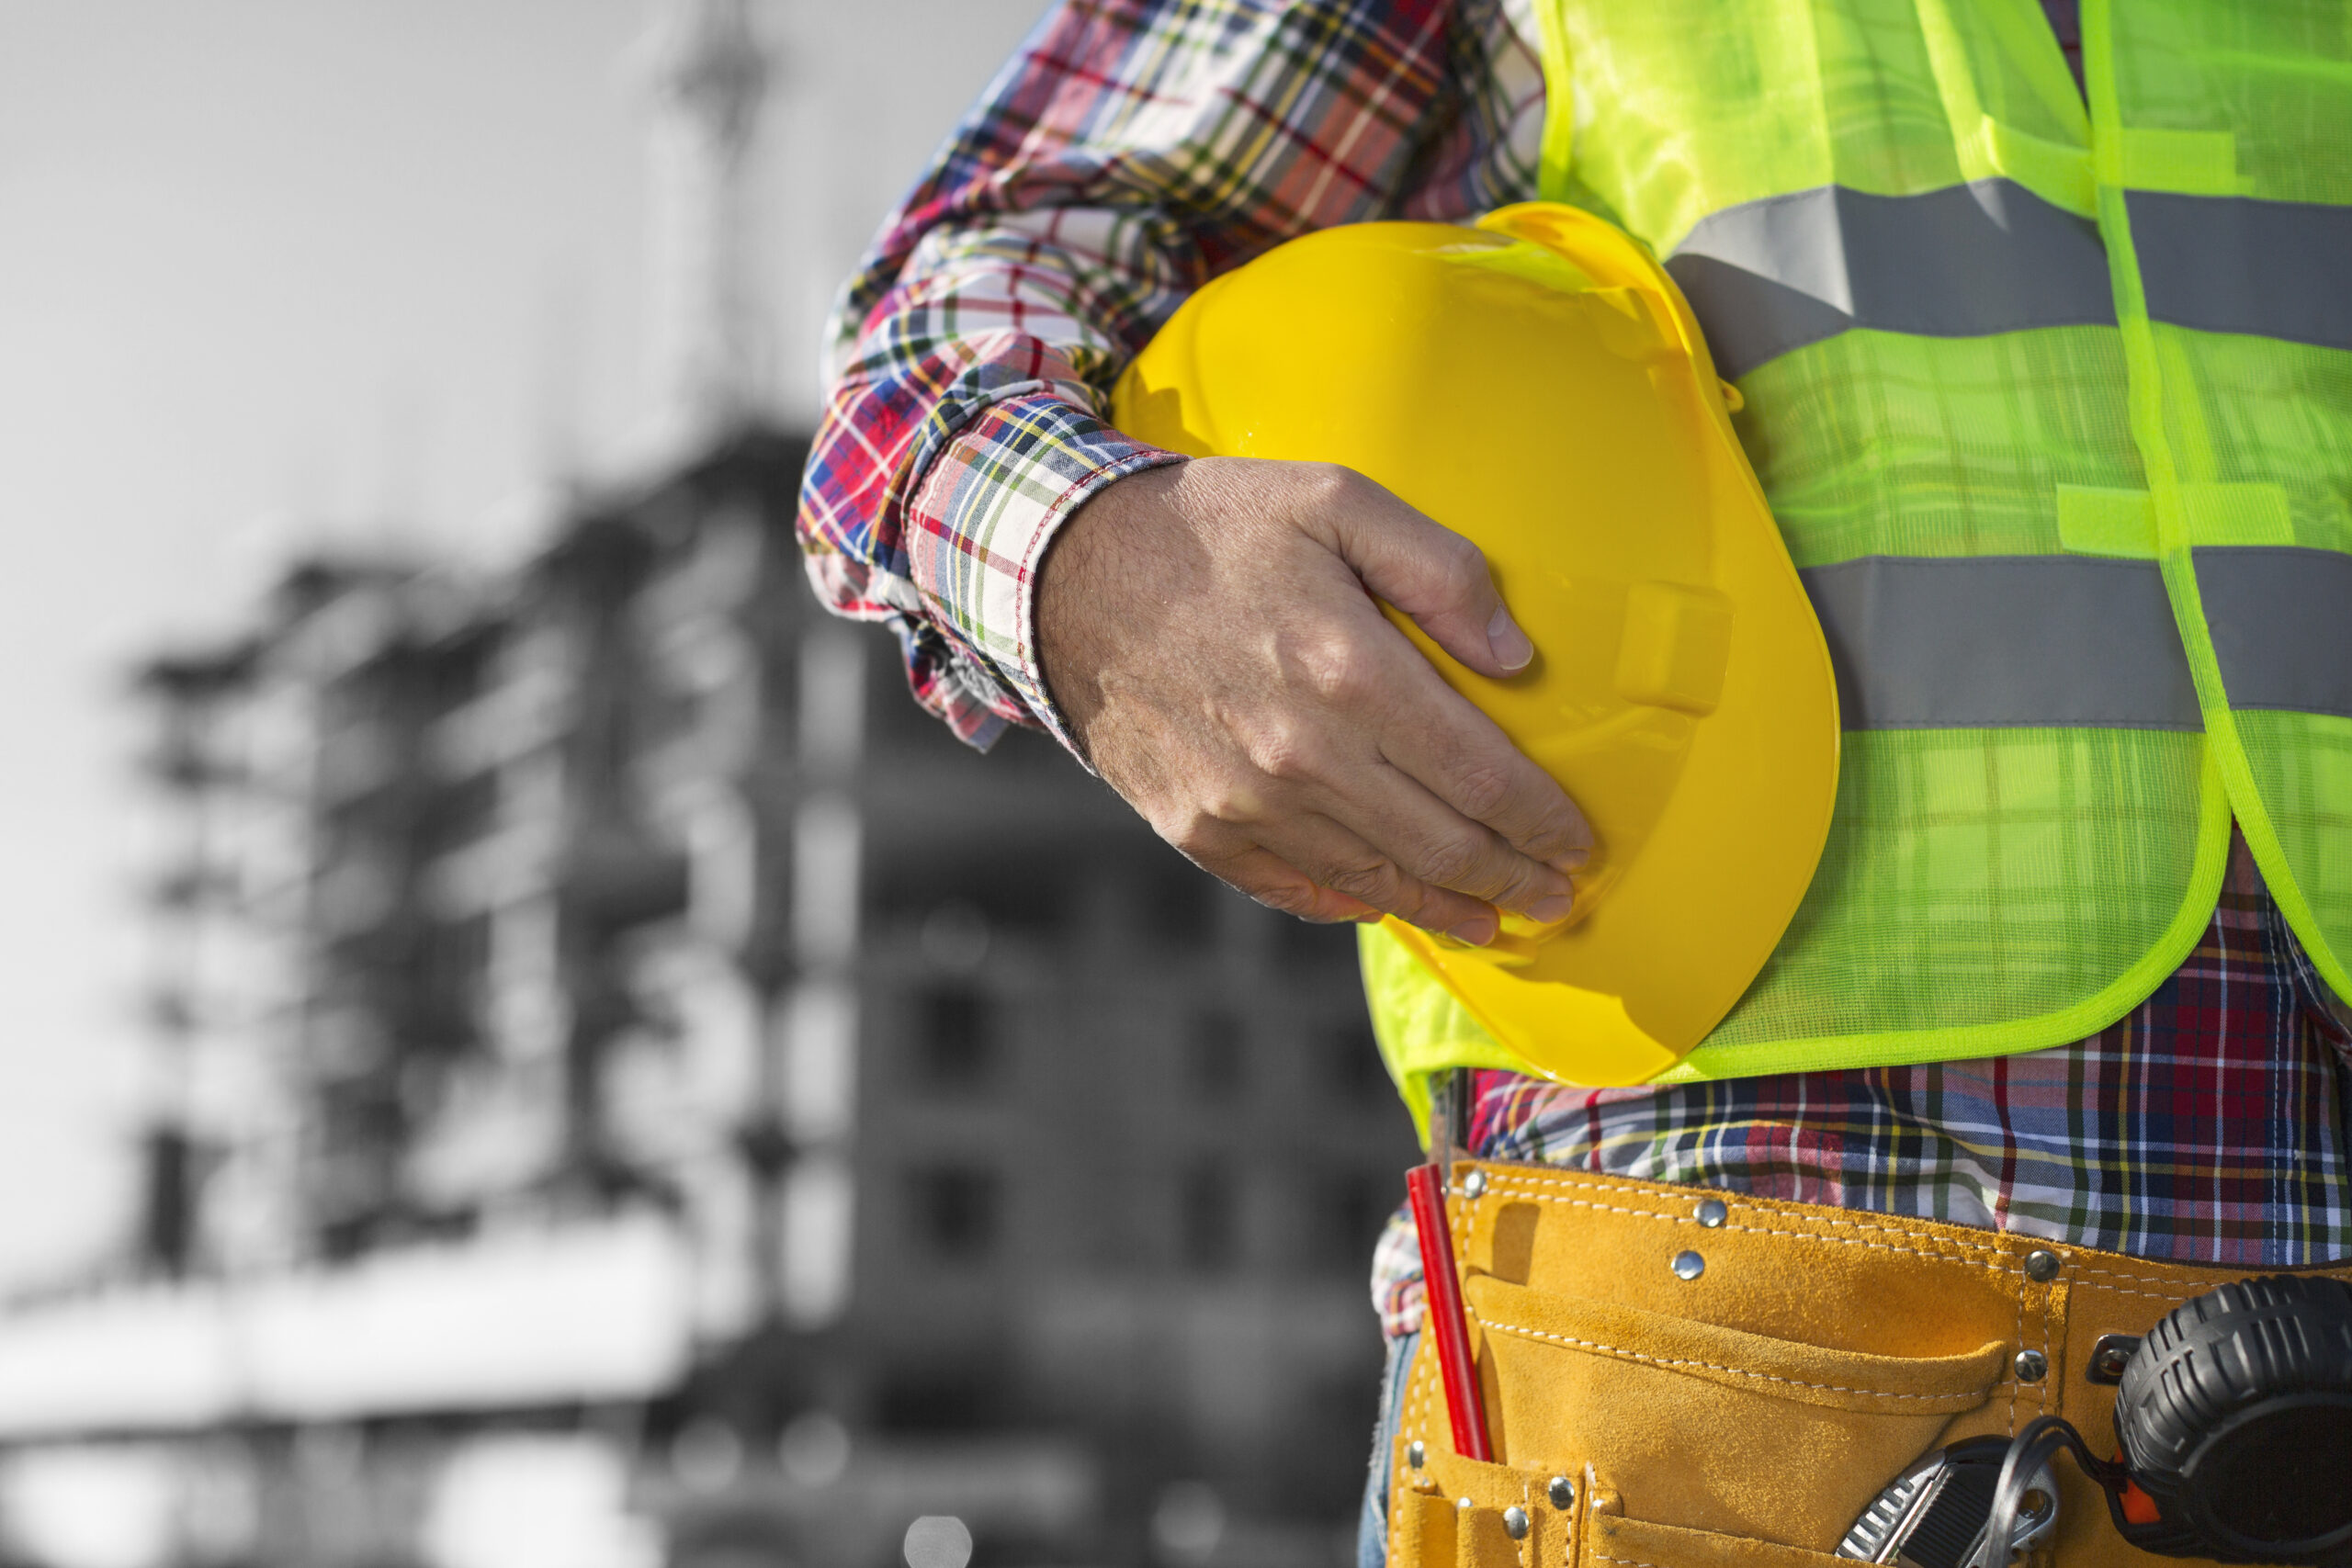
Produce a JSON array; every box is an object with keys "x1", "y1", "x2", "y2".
[
  {"x1": 2007, "y1": 1283, "x2": 2020, "y2": 1432},
  {"x1": 1475, "y1": 1172, "x2": 2025, "y2": 1271},
  {"x1": 2039, "y1": 1286, "x2": 2052, "y2": 1416},
  {"x1": 1470, "y1": 1168, "x2": 2352, "y2": 1300},
  {"x1": 1468, "y1": 1311, "x2": 2001, "y2": 1403},
  {"x1": 1396, "y1": 1335, "x2": 1437, "y2": 1566}
]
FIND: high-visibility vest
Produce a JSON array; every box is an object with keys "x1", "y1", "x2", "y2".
[{"x1": 1363, "y1": 0, "x2": 2352, "y2": 1120}]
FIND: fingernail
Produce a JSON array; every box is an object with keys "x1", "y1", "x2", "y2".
[
  {"x1": 1487, "y1": 606, "x2": 1533, "y2": 672},
  {"x1": 1548, "y1": 851, "x2": 1589, "y2": 874},
  {"x1": 1446, "y1": 918, "x2": 1497, "y2": 945},
  {"x1": 1527, "y1": 892, "x2": 1574, "y2": 923}
]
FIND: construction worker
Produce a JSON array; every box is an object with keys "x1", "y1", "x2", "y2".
[{"x1": 798, "y1": 2, "x2": 2352, "y2": 1563}]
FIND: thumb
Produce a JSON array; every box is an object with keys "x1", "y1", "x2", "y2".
[{"x1": 1333, "y1": 498, "x2": 1533, "y2": 679}]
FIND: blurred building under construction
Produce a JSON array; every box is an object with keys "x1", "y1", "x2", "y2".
[
  {"x1": 0, "y1": 423, "x2": 1410, "y2": 1568},
  {"x1": 0, "y1": 2, "x2": 1413, "y2": 1562}
]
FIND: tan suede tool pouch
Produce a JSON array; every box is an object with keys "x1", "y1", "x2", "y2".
[{"x1": 1385, "y1": 1162, "x2": 2352, "y2": 1568}]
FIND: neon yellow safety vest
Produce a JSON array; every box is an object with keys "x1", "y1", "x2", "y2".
[{"x1": 1364, "y1": 0, "x2": 2352, "y2": 1123}]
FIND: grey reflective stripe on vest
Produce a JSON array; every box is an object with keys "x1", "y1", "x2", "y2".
[
  {"x1": 2128, "y1": 194, "x2": 2352, "y2": 354},
  {"x1": 1800, "y1": 556, "x2": 2199, "y2": 730},
  {"x1": 2197, "y1": 547, "x2": 2352, "y2": 720},
  {"x1": 1665, "y1": 180, "x2": 2114, "y2": 379},
  {"x1": 1799, "y1": 550, "x2": 2352, "y2": 729}
]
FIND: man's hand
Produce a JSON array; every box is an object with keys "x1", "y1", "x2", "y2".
[{"x1": 1037, "y1": 457, "x2": 1591, "y2": 945}]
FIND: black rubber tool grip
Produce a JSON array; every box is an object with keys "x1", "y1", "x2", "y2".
[{"x1": 2111, "y1": 1274, "x2": 2352, "y2": 1564}]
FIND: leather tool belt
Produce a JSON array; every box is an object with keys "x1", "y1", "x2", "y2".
[{"x1": 1389, "y1": 1162, "x2": 2352, "y2": 1568}]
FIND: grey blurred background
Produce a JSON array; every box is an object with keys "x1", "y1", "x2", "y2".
[{"x1": 0, "y1": 4, "x2": 1417, "y2": 1564}]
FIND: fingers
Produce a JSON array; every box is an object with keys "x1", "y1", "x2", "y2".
[
  {"x1": 1373, "y1": 651, "x2": 1595, "y2": 871},
  {"x1": 1183, "y1": 814, "x2": 1503, "y2": 942},
  {"x1": 1345, "y1": 760, "x2": 1577, "y2": 921},
  {"x1": 1322, "y1": 472, "x2": 1535, "y2": 681},
  {"x1": 1314, "y1": 473, "x2": 1592, "y2": 871},
  {"x1": 1188, "y1": 841, "x2": 1384, "y2": 926},
  {"x1": 1232, "y1": 633, "x2": 1572, "y2": 925},
  {"x1": 1261, "y1": 586, "x2": 1587, "y2": 875}
]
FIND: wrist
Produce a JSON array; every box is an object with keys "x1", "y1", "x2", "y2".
[
  {"x1": 901, "y1": 398, "x2": 1181, "y2": 753},
  {"x1": 1035, "y1": 457, "x2": 1193, "y2": 746}
]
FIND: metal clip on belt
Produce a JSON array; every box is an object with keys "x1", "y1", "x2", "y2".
[{"x1": 1848, "y1": 1276, "x2": 2352, "y2": 1568}]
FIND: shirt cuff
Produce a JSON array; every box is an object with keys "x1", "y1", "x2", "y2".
[
  {"x1": 1372, "y1": 1202, "x2": 1426, "y2": 1341},
  {"x1": 908, "y1": 393, "x2": 1183, "y2": 754}
]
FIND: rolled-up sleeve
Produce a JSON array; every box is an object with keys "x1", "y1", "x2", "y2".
[{"x1": 797, "y1": 0, "x2": 1477, "y2": 750}]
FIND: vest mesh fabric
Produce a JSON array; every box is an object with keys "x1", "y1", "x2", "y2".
[
  {"x1": 2086, "y1": 0, "x2": 2352, "y2": 1011},
  {"x1": 1364, "y1": 0, "x2": 2352, "y2": 1112}
]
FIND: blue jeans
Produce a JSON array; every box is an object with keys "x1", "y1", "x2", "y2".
[{"x1": 1356, "y1": 1331, "x2": 1419, "y2": 1568}]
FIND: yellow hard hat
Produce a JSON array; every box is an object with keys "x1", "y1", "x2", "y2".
[{"x1": 1111, "y1": 202, "x2": 1840, "y2": 1085}]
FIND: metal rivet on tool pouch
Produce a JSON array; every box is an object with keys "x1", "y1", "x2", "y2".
[
  {"x1": 1672, "y1": 1250, "x2": 1705, "y2": 1280},
  {"x1": 2024, "y1": 1248, "x2": 2062, "y2": 1282},
  {"x1": 1408, "y1": 1440, "x2": 1425, "y2": 1470},
  {"x1": 2086, "y1": 1334, "x2": 2141, "y2": 1385},
  {"x1": 1696, "y1": 1199, "x2": 1727, "y2": 1228},
  {"x1": 2015, "y1": 1348, "x2": 2049, "y2": 1382},
  {"x1": 1457, "y1": 1496, "x2": 1474, "y2": 1511},
  {"x1": 1548, "y1": 1475, "x2": 1576, "y2": 1509},
  {"x1": 1503, "y1": 1506, "x2": 1531, "y2": 1540},
  {"x1": 1460, "y1": 1169, "x2": 1487, "y2": 1199}
]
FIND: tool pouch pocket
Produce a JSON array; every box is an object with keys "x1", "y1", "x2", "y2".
[
  {"x1": 1390, "y1": 1277, "x2": 2010, "y2": 1567},
  {"x1": 1390, "y1": 1463, "x2": 1884, "y2": 1568},
  {"x1": 1583, "y1": 1506, "x2": 1856, "y2": 1568},
  {"x1": 1390, "y1": 1448, "x2": 1569, "y2": 1568},
  {"x1": 1387, "y1": 1448, "x2": 1860, "y2": 1568}
]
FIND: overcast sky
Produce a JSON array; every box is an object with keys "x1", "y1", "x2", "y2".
[{"x1": 0, "y1": 0, "x2": 1049, "y2": 1287}]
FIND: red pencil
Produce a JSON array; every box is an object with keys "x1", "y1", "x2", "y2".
[{"x1": 1406, "y1": 1161, "x2": 1494, "y2": 1462}]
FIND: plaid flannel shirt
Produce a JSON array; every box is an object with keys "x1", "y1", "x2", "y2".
[
  {"x1": 797, "y1": 0, "x2": 2352, "y2": 1340},
  {"x1": 797, "y1": 0, "x2": 1542, "y2": 748}
]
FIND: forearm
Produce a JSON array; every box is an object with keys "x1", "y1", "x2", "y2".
[{"x1": 800, "y1": 211, "x2": 1194, "y2": 748}]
